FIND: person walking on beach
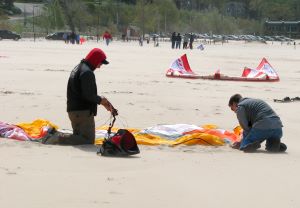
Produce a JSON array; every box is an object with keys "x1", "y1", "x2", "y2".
[
  {"x1": 139, "y1": 35, "x2": 143, "y2": 46},
  {"x1": 103, "y1": 31, "x2": 112, "y2": 46},
  {"x1": 228, "y1": 94, "x2": 287, "y2": 152},
  {"x1": 43, "y1": 48, "x2": 117, "y2": 145}
]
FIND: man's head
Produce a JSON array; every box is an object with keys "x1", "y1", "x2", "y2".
[
  {"x1": 228, "y1": 94, "x2": 242, "y2": 112},
  {"x1": 85, "y1": 48, "x2": 109, "y2": 69}
]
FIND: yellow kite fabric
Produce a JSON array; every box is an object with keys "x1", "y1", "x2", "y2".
[
  {"x1": 94, "y1": 124, "x2": 241, "y2": 146},
  {"x1": 16, "y1": 119, "x2": 58, "y2": 139}
]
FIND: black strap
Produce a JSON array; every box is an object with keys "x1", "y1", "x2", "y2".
[{"x1": 106, "y1": 114, "x2": 116, "y2": 139}]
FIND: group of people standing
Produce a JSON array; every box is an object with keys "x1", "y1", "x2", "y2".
[
  {"x1": 63, "y1": 32, "x2": 81, "y2": 44},
  {"x1": 171, "y1": 32, "x2": 195, "y2": 50}
]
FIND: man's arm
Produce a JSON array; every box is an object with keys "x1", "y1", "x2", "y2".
[
  {"x1": 236, "y1": 106, "x2": 250, "y2": 132},
  {"x1": 80, "y1": 72, "x2": 101, "y2": 104},
  {"x1": 81, "y1": 71, "x2": 118, "y2": 115}
]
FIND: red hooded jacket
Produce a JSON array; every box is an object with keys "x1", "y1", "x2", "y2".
[{"x1": 85, "y1": 48, "x2": 107, "y2": 70}]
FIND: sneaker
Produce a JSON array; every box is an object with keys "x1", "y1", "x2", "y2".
[
  {"x1": 266, "y1": 142, "x2": 287, "y2": 152},
  {"x1": 241, "y1": 142, "x2": 261, "y2": 153},
  {"x1": 279, "y1": 143, "x2": 287, "y2": 152},
  {"x1": 42, "y1": 132, "x2": 61, "y2": 144}
]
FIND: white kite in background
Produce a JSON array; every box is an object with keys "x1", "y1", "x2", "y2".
[
  {"x1": 203, "y1": 57, "x2": 280, "y2": 81},
  {"x1": 166, "y1": 54, "x2": 200, "y2": 79},
  {"x1": 197, "y1": 44, "x2": 205, "y2": 50},
  {"x1": 242, "y1": 58, "x2": 279, "y2": 80},
  {"x1": 166, "y1": 54, "x2": 279, "y2": 82}
]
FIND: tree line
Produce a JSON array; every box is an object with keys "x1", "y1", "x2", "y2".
[{"x1": 1, "y1": 0, "x2": 300, "y2": 36}]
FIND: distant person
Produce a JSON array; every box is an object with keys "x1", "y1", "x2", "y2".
[
  {"x1": 175, "y1": 33, "x2": 182, "y2": 49},
  {"x1": 139, "y1": 35, "x2": 143, "y2": 46},
  {"x1": 75, "y1": 34, "x2": 80, "y2": 44},
  {"x1": 153, "y1": 35, "x2": 159, "y2": 47},
  {"x1": 43, "y1": 48, "x2": 117, "y2": 145},
  {"x1": 222, "y1": 36, "x2": 225, "y2": 45},
  {"x1": 66, "y1": 33, "x2": 70, "y2": 44},
  {"x1": 70, "y1": 32, "x2": 76, "y2": 44},
  {"x1": 183, "y1": 34, "x2": 189, "y2": 49},
  {"x1": 228, "y1": 94, "x2": 287, "y2": 153},
  {"x1": 121, "y1": 33, "x2": 126, "y2": 41},
  {"x1": 79, "y1": 36, "x2": 86, "y2": 44},
  {"x1": 63, "y1": 33, "x2": 68, "y2": 44},
  {"x1": 171, "y1": 32, "x2": 176, "y2": 49},
  {"x1": 189, "y1": 33, "x2": 195, "y2": 49},
  {"x1": 103, "y1": 31, "x2": 112, "y2": 46}
]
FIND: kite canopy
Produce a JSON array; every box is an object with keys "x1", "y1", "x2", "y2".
[
  {"x1": 241, "y1": 58, "x2": 279, "y2": 80},
  {"x1": 166, "y1": 54, "x2": 279, "y2": 82},
  {"x1": 166, "y1": 54, "x2": 200, "y2": 79},
  {"x1": 205, "y1": 57, "x2": 280, "y2": 81}
]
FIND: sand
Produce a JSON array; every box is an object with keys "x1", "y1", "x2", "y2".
[{"x1": 1, "y1": 38, "x2": 300, "y2": 208}]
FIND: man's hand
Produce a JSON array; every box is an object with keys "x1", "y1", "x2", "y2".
[
  {"x1": 100, "y1": 97, "x2": 118, "y2": 116},
  {"x1": 111, "y1": 108, "x2": 118, "y2": 116}
]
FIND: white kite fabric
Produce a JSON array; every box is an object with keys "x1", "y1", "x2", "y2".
[
  {"x1": 166, "y1": 54, "x2": 279, "y2": 82},
  {"x1": 241, "y1": 58, "x2": 279, "y2": 80},
  {"x1": 166, "y1": 54, "x2": 200, "y2": 79}
]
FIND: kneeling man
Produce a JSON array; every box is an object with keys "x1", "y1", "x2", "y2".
[{"x1": 228, "y1": 94, "x2": 287, "y2": 153}]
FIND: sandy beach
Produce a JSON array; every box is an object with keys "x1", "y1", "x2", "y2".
[{"x1": 1, "y1": 38, "x2": 300, "y2": 208}]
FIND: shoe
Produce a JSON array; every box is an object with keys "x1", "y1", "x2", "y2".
[
  {"x1": 42, "y1": 132, "x2": 61, "y2": 144},
  {"x1": 47, "y1": 127, "x2": 57, "y2": 134},
  {"x1": 241, "y1": 142, "x2": 261, "y2": 153},
  {"x1": 266, "y1": 142, "x2": 287, "y2": 152},
  {"x1": 279, "y1": 143, "x2": 287, "y2": 152}
]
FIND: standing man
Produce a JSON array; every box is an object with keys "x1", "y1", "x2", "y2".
[
  {"x1": 189, "y1": 33, "x2": 194, "y2": 49},
  {"x1": 175, "y1": 33, "x2": 182, "y2": 49},
  {"x1": 183, "y1": 33, "x2": 189, "y2": 49},
  {"x1": 43, "y1": 48, "x2": 117, "y2": 145},
  {"x1": 228, "y1": 94, "x2": 287, "y2": 152},
  {"x1": 171, "y1": 32, "x2": 176, "y2": 49}
]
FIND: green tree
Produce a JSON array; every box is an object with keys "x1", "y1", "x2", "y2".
[
  {"x1": 38, "y1": 0, "x2": 65, "y2": 33},
  {"x1": 290, "y1": 0, "x2": 300, "y2": 20}
]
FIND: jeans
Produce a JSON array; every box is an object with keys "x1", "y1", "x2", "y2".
[{"x1": 240, "y1": 128, "x2": 283, "y2": 151}]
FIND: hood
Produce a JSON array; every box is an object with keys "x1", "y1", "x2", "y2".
[{"x1": 84, "y1": 48, "x2": 108, "y2": 70}]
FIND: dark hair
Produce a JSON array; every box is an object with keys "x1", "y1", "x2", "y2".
[{"x1": 228, "y1": 94, "x2": 242, "y2": 106}]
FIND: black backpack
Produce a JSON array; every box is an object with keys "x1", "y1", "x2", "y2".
[{"x1": 97, "y1": 115, "x2": 140, "y2": 156}]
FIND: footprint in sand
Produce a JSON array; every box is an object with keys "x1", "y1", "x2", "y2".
[
  {"x1": 167, "y1": 107, "x2": 182, "y2": 111},
  {"x1": 151, "y1": 80, "x2": 159, "y2": 83},
  {"x1": 0, "y1": 166, "x2": 20, "y2": 175},
  {"x1": 214, "y1": 107, "x2": 222, "y2": 115},
  {"x1": 45, "y1": 69, "x2": 68, "y2": 72},
  {"x1": 109, "y1": 191, "x2": 123, "y2": 195},
  {"x1": 0, "y1": 90, "x2": 14, "y2": 95}
]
